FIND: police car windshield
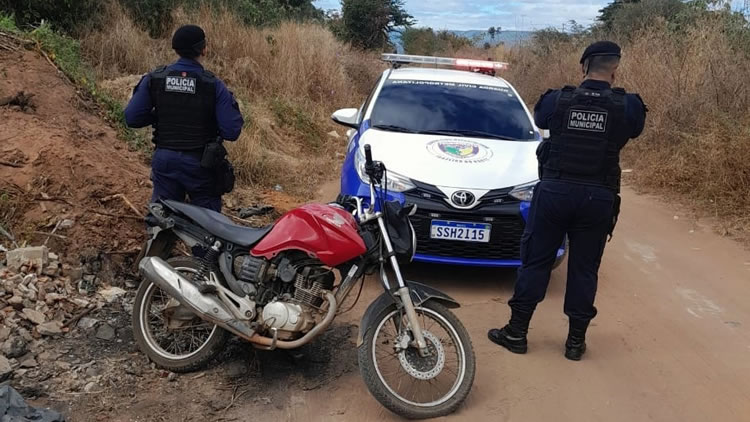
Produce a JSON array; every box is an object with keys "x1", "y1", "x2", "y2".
[{"x1": 370, "y1": 79, "x2": 536, "y2": 141}]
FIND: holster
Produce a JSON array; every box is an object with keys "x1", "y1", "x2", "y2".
[
  {"x1": 201, "y1": 140, "x2": 235, "y2": 195},
  {"x1": 201, "y1": 141, "x2": 227, "y2": 170}
]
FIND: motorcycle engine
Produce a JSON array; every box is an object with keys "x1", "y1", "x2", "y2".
[
  {"x1": 261, "y1": 302, "x2": 313, "y2": 335},
  {"x1": 234, "y1": 254, "x2": 335, "y2": 338}
]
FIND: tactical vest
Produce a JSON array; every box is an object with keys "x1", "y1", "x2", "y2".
[
  {"x1": 148, "y1": 66, "x2": 218, "y2": 151},
  {"x1": 538, "y1": 85, "x2": 629, "y2": 191}
]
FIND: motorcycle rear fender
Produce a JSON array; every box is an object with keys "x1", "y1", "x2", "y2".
[
  {"x1": 356, "y1": 281, "x2": 460, "y2": 347},
  {"x1": 134, "y1": 226, "x2": 202, "y2": 272}
]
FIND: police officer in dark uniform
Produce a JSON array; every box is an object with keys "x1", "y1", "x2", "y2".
[
  {"x1": 488, "y1": 41, "x2": 647, "y2": 361},
  {"x1": 125, "y1": 24, "x2": 243, "y2": 212}
]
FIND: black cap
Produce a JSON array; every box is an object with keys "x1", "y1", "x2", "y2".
[
  {"x1": 172, "y1": 25, "x2": 206, "y2": 57},
  {"x1": 580, "y1": 41, "x2": 621, "y2": 64}
]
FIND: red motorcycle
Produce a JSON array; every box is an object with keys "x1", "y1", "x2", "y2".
[{"x1": 134, "y1": 145, "x2": 476, "y2": 419}]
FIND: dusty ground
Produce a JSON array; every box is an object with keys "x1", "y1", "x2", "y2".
[{"x1": 22, "y1": 184, "x2": 748, "y2": 422}]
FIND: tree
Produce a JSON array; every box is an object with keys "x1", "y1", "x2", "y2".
[
  {"x1": 339, "y1": 0, "x2": 414, "y2": 50},
  {"x1": 401, "y1": 27, "x2": 471, "y2": 55},
  {"x1": 488, "y1": 26, "x2": 496, "y2": 39},
  {"x1": 483, "y1": 41, "x2": 491, "y2": 50},
  {"x1": 597, "y1": 0, "x2": 689, "y2": 36}
]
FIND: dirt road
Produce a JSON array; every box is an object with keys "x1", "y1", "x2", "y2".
[
  {"x1": 242, "y1": 186, "x2": 750, "y2": 422},
  {"x1": 42, "y1": 186, "x2": 750, "y2": 422}
]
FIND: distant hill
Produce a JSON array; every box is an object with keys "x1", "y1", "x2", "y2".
[
  {"x1": 389, "y1": 29, "x2": 534, "y2": 53},
  {"x1": 450, "y1": 30, "x2": 534, "y2": 46}
]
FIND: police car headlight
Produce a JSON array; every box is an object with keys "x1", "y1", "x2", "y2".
[
  {"x1": 509, "y1": 181, "x2": 538, "y2": 202},
  {"x1": 355, "y1": 148, "x2": 416, "y2": 193}
]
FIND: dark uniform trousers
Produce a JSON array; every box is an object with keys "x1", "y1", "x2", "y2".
[
  {"x1": 150, "y1": 148, "x2": 222, "y2": 212},
  {"x1": 509, "y1": 180, "x2": 615, "y2": 323}
]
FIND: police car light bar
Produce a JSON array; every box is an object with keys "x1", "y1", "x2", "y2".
[{"x1": 381, "y1": 54, "x2": 510, "y2": 71}]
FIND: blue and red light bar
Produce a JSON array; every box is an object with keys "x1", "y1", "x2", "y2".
[{"x1": 381, "y1": 54, "x2": 509, "y2": 72}]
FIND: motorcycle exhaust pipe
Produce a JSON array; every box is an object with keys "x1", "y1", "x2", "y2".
[{"x1": 138, "y1": 257, "x2": 256, "y2": 340}]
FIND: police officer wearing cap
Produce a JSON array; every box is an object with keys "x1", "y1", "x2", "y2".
[
  {"x1": 125, "y1": 24, "x2": 243, "y2": 212},
  {"x1": 488, "y1": 41, "x2": 647, "y2": 361}
]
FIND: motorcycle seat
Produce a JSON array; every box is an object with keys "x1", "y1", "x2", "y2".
[{"x1": 162, "y1": 200, "x2": 272, "y2": 247}]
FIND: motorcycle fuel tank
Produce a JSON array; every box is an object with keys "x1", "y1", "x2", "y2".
[{"x1": 251, "y1": 204, "x2": 366, "y2": 267}]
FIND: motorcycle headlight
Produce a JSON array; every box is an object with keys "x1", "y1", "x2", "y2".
[
  {"x1": 509, "y1": 181, "x2": 538, "y2": 202},
  {"x1": 355, "y1": 148, "x2": 416, "y2": 193}
]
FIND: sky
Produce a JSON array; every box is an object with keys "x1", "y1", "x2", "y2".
[{"x1": 314, "y1": 0, "x2": 748, "y2": 31}]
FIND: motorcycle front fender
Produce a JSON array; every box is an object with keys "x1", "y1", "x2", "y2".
[{"x1": 356, "y1": 281, "x2": 460, "y2": 348}]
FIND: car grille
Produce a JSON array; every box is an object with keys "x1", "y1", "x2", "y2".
[
  {"x1": 407, "y1": 181, "x2": 517, "y2": 210},
  {"x1": 410, "y1": 211, "x2": 525, "y2": 260}
]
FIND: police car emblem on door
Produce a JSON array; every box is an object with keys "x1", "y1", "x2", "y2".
[
  {"x1": 567, "y1": 110, "x2": 607, "y2": 132},
  {"x1": 451, "y1": 190, "x2": 475, "y2": 207}
]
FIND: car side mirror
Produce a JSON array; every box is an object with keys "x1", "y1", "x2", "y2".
[{"x1": 332, "y1": 108, "x2": 359, "y2": 129}]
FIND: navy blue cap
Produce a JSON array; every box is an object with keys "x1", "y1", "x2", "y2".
[
  {"x1": 172, "y1": 25, "x2": 206, "y2": 55},
  {"x1": 580, "y1": 41, "x2": 621, "y2": 64}
]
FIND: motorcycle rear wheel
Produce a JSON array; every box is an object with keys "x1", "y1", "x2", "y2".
[
  {"x1": 133, "y1": 256, "x2": 228, "y2": 373},
  {"x1": 358, "y1": 301, "x2": 476, "y2": 419}
]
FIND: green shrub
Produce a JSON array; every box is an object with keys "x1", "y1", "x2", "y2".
[
  {"x1": 0, "y1": 0, "x2": 103, "y2": 33},
  {"x1": 0, "y1": 12, "x2": 17, "y2": 31}
]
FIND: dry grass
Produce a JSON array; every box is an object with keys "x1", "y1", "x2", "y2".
[
  {"x1": 81, "y1": 2, "x2": 385, "y2": 197},
  {"x1": 503, "y1": 16, "x2": 750, "y2": 241}
]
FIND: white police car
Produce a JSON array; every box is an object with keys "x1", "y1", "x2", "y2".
[{"x1": 332, "y1": 54, "x2": 566, "y2": 268}]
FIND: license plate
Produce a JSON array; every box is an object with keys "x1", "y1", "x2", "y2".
[{"x1": 430, "y1": 220, "x2": 491, "y2": 243}]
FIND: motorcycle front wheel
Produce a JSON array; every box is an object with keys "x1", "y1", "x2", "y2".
[
  {"x1": 133, "y1": 256, "x2": 228, "y2": 372},
  {"x1": 358, "y1": 301, "x2": 476, "y2": 419}
]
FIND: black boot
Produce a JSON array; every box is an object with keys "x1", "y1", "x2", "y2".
[
  {"x1": 488, "y1": 310, "x2": 533, "y2": 354},
  {"x1": 565, "y1": 319, "x2": 590, "y2": 361}
]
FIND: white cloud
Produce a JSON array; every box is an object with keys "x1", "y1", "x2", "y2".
[
  {"x1": 315, "y1": 0, "x2": 749, "y2": 31},
  {"x1": 315, "y1": 0, "x2": 611, "y2": 30}
]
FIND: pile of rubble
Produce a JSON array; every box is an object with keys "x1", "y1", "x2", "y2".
[{"x1": 0, "y1": 246, "x2": 129, "y2": 386}]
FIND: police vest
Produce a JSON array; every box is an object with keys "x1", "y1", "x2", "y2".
[
  {"x1": 538, "y1": 85, "x2": 629, "y2": 191},
  {"x1": 148, "y1": 66, "x2": 218, "y2": 151}
]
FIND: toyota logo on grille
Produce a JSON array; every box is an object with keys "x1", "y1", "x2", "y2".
[{"x1": 451, "y1": 190, "x2": 475, "y2": 207}]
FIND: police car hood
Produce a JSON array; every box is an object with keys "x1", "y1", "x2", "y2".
[{"x1": 361, "y1": 129, "x2": 539, "y2": 190}]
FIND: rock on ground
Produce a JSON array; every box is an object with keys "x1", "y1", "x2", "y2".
[
  {"x1": 99, "y1": 286, "x2": 126, "y2": 303},
  {"x1": 6, "y1": 246, "x2": 49, "y2": 273},
  {"x1": 2, "y1": 337, "x2": 27, "y2": 359},
  {"x1": 0, "y1": 355, "x2": 12, "y2": 381},
  {"x1": 37, "y1": 321, "x2": 63, "y2": 336},
  {"x1": 95, "y1": 323, "x2": 115, "y2": 341},
  {"x1": 22, "y1": 308, "x2": 46, "y2": 325}
]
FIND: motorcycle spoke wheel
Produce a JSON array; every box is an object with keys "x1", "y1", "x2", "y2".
[
  {"x1": 140, "y1": 266, "x2": 217, "y2": 360},
  {"x1": 371, "y1": 306, "x2": 466, "y2": 408}
]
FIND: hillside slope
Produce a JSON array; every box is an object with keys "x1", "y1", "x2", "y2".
[{"x1": 0, "y1": 45, "x2": 151, "y2": 261}]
